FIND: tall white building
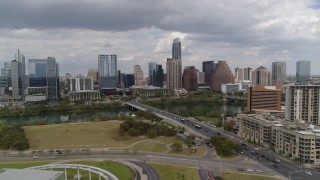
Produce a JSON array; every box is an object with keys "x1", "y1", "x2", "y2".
[
  {"x1": 285, "y1": 84, "x2": 320, "y2": 125},
  {"x1": 252, "y1": 66, "x2": 271, "y2": 86},
  {"x1": 134, "y1": 65, "x2": 144, "y2": 86},
  {"x1": 272, "y1": 61, "x2": 286, "y2": 85},
  {"x1": 166, "y1": 58, "x2": 182, "y2": 89}
]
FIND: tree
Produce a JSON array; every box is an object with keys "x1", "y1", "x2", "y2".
[
  {"x1": 146, "y1": 129, "x2": 158, "y2": 138},
  {"x1": 172, "y1": 142, "x2": 182, "y2": 152}
]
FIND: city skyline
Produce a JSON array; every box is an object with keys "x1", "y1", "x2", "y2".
[{"x1": 0, "y1": 0, "x2": 320, "y2": 76}]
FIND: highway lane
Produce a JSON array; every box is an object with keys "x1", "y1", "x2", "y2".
[
  {"x1": 130, "y1": 161, "x2": 160, "y2": 180},
  {"x1": 127, "y1": 101, "x2": 320, "y2": 180}
]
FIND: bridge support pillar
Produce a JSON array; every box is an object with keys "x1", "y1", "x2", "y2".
[
  {"x1": 89, "y1": 171, "x2": 91, "y2": 180},
  {"x1": 77, "y1": 167, "x2": 80, "y2": 180},
  {"x1": 64, "y1": 168, "x2": 67, "y2": 180}
]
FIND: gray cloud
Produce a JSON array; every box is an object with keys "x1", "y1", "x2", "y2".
[{"x1": 0, "y1": 0, "x2": 319, "y2": 75}]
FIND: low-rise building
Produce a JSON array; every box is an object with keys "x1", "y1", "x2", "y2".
[
  {"x1": 130, "y1": 86, "x2": 173, "y2": 97},
  {"x1": 221, "y1": 83, "x2": 241, "y2": 94},
  {"x1": 238, "y1": 113, "x2": 320, "y2": 165}
]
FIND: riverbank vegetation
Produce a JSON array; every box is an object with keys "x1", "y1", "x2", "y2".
[{"x1": 0, "y1": 101, "x2": 123, "y2": 117}]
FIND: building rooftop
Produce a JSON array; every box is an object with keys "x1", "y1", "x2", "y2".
[{"x1": 0, "y1": 169, "x2": 63, "y2": 180}]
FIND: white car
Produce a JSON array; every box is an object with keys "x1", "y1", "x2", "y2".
[
  {"x1": 48, "y1": 156, "x2": 56, "y2": 159},
  {"x1": 246, "y1": 168, "x2": 254, "y2": 172},
  {"x1": 275, "y1": 159, "x2": 281, "y2": 163},
  {"x1": 256, "y1": 169, "x2": 263, "y2": 173},
  {"x1": 32, "y1": 156, "x2": 39, "y2": 159},
  {"x1": 305, "y1": 171, "x2": 312, "y2": 176}
]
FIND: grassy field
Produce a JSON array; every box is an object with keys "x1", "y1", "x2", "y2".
[
  {"x1": 0, "y1": 161, "x2": 132, "y2": 180},
  {"x1": 222, "y1": 171, "x2": 281, "y2": 180},
  {"x1": 24, "y1": 121, "x2": 147, "y2": 149},
  {"x1": 150, "y1": 163, "x2": 199, "y2": 180},
  {"x1": 168, "y1": 146, "x2": 207, "y2": 157}
]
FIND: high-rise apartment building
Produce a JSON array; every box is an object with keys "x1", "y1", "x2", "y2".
[
  {"x1": 252, "y1": 66, "x2": 271, "y2": 86},
  {"x1": 166, "y1": 58, "x2": 182, "y2": 89},
  {"x1": 148, "y1": 62, "x2": 164, "y2": 87},
  {"x1": 202, "y1": 61, "x2": 216, "y2": 85},
  {"x1": 272, "y1": 61, "x2": 286, "y2": 85},
  {"x1": 182, "y1": 66, "x2": 198, "y2": 92},
  {"x1": 98, "y1": 55, "x2": 118, "y2": 90},
  {"x1": 172, "y1": 38, "x2": 181, "y2": 59},
  {"x1": 285, "y1": 84, "x2": 320, "y2": 125},
  {"x1": 296, "y1": 60, "x2": 310, "y2": 83},
  {"x1": 134, "y1": 65, "x2": 144, "y2": 86},
  {"x1": 210, "y1": 60, "x2": 234, "y2": 91},
  {"x1": 120, "y1": 73, "x2": 134, "y2": 88},
  {"x1": 46, "y1": 57, "x2": 59, "y2": 102}
]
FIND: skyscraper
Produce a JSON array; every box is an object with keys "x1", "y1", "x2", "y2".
[
  {"x1": 272, "y1": 61, "x2": 286, "y2": 85},
  {"x1": 172, "y1": 38, "x2": 181, "y2": 59},
  {"x1": 252, "y1": 66, "x2": 271, "y2": 86},
  {"x1": 166, "y1": 58, "x2": 182, "y2": 89},
  {"x1": 210, "y1": 60, "x2": 234, "y2": 91},
  {"x1": 134, "y1": 65, "x2": 144, "y2": 86},
  {"x1": 46, "y1": 57, "x2": 59, "y2": 102},
  {"x1": 0, "y1": 62, "x2": 11, "y2": 95},
  {"x1": 11, "y1": 50, "x2": 26, "y2": 99},
  {"x1": 235, "y1": 67, "x2": 244, "y2": 82},
  {"x1": 182, "y1": 66, "x2": 198, "y2": 91},
  {"x1": 202, "y1": 61, "x2": 216, "y2": 85},
  {"x1": 296, "y1": 60, "x2": 310, "y2": 83},
  {"x1": 148, "y1": 62, "x2": 164, "y2": 87},
  {"x1": 98, "y1": 55, "x2": 118, "y2": 90},
  {"x1": 87, "y1": 68, "x2": 99, "y2": 90},
  {"x1": 28, "y1": 59, "x2": 47, "y2": 87},
  {"x1": 11, "y1": 60, "x2": 23, "y2": 99},
  {"x1": 243, "y1": 67, "x2": 253, "y2": 81}
]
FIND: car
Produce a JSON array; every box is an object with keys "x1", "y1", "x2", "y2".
[
  {"x1": 240, "y1": 151, "x2": 243, "y2": 154},
  {"x1": 48, "y1": 156, "x2": 56, "y2": 159},
  {"x1": 237, "y1": 168, "x2": 244, "y2": 171},
  {"x1": 256, "y1": 169, "x2": 263, "y2": 173},
  {"x1": 261, "y1": 155, "x2": 265, "y2": 158},
  {"x1": 142, "y1": 169, "x2": 147, "y2": 174},
  {"x1": 266, "y1": 157, "x2": 271, "y2": 160},
  {"x1": 305, "y1": 171, "x2": 312, "y2": 176},
  {"x1": 241, "y1": 143, "x2": 247, "y2": 147},
  {"x1": 273, "y1": 164, "x2": 278, "y2": 168},
  {"x1": 275, "y1": 159, "x2": 281, "y2": 163},
  {"x1": 32, "y1": 156, "x2": 39, "y2": 159},
  {"x1": 246, "y1": 168, "x2": 254, "y2": 172}
]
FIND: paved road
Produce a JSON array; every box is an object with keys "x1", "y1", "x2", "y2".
[
  {"x1": 126, "y1": 101, "x2": 320, "y2": 180},
  {"x1": 130, "y1": 161, "x2": 160, "y2": 180}
]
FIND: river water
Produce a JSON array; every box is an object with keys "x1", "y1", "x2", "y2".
[{"x1": 2, "y1": 101, "x2": 244, "y2": 125}]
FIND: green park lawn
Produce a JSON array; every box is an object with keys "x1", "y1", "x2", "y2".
[
  {"x1": 24, "y1": 121, "x2": 147, "y2": 149},
  {"x1": 150, "y1": 163, "x2": 199, "y2": 180},
  {"x1": 0, "y1": 161, "x2": 51, "y2": 169},
  {"x1": 168, "y1": 146, "x2": 207, "y2": 157},
  {"x1": 222, "y1": 171, "x2": 282, "y2": 180}
]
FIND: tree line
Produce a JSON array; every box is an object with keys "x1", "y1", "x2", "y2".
[
  {"x1": 119, "y1": 120, "x2": 176, "y2": 138},
  {"x1": 209, "y1": 136, "x2": 242, "y2": 156}
]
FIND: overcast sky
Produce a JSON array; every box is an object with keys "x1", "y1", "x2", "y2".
[{"x1": 0, "y1": 0, "x2": 319, "y2": 76}]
